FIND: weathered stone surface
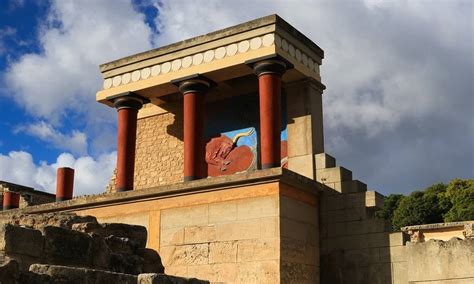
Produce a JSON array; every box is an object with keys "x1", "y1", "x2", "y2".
[
  {"x1": 138, "y1": 273, "x2": 210, "y2": 284},
  {"x1": 30, "y1": 264, "x2": 137, "y2": 284},
  {"x1": 0, "y1": 224, "x2": 44, "y2": 257},
  {"x1": 160, "y1": 244, "x2": 209, "y2": 266},
  {"x1": 0, "y1": 253, "x2": 19, "y2": 284},
  {"x1": 73, "y1": 222, "x2": 147, "y2": 249},
  {"x1": 1, "y1": 213, "x2": 97, "y2": 230},
  {"x1": 43, "y1": 226, "x2": 92, "y2": 266},
  {"x1": 138, "y1": 248, "x2": 165, "y2": 274}
]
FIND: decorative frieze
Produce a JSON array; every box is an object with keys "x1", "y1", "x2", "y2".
[{"x1": 102, "y1": 33, "x2": 321, "y2": 90}]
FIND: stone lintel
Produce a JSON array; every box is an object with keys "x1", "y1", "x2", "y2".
[
  {"x1": 96, "y1": 14, "x2": 325, "y2": 107},
  {"x1": 0, "y1": 168, "x2": 320, "y2": 216}
]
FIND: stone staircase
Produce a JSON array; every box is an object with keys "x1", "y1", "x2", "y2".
[{"x1": 314, "y1": 153, "x2": 407, "y2": 283}]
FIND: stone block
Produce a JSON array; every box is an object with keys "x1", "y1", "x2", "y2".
[
  {"x1": 320, "y1": 209, "x2": 345, "y2": 223},
  {"x1": 43, "y1": 226, "x2": 92, "y2": 266},
  {"x1": 365, "y1": 191, "x2": 384, "y2": 209},
  {"x1": 327, "y1": 222, "x2": 347, "y2": 237},
  {"x1": 138, "y1": 273, "x2": 210, "y2": 284},
  {"x1": 280, "y1": 196, "x2": 318, "y2": 226},
  {"x1": 344, "y1": 192, "x2": 367, "y2": 208},
  {"x1": 320, "y1": 194, "x2": 345, "y2": 211},
  {"x1": 209, "y1": 241, "x2": 237, "y2": 264},
  {"x1": 281, "y1": 262, "x2": 318, "y2": 284},
  {"x1": 0, "y1": 224, "x2": 44, "y2": 257},
  {"x1": 287, "y1": 155, "x2": 314, "y2": 179},
  {"x1": 389, "y1": 232, "x2": 410, "y2": 246},
  {"x1": 316, "y1": 166, "x2": 352, "y2": 184},
  {"x1": 344, "y1": 207, "x2": 370, "y2": 222},
  {"x1": 137, "y1": 248, "x2": 165, "y2": 273},
  {"x1": 236, "y1": 196, "x2": 279, "y2": 220},
  {"x1": 187, "y1": 263, "x2": 236, "y2": 283},
  {"x1": 161, "y1": 205, "x2": 208, "y2": 230},
  {"x1": 367, "y1": 263, "x2": 392, "y2": 284},
  {"x1": 391, "y1": 261, "x2": 408, "y2": 284},
  {"x1": 281, "y1": 238, "x2": 318, "y2": 265},
  {"x1": 184, "y1": 225, "x2": 216, "y2": 244},
  {"x1": 236, "y1": 260, "x2": 279, "y2": 283},
  {"x1": 216, "y1": 217, "x2": 278, "y2": 241},
  {"x1": 164, "y1": 265, "x2": 187, "y2": 278},
  {"x1": 160, "y1": 244, "x2": 209, "y2": 266},
  {"x1": 237, "y1": 238, "x2": 279, "y2": 262},
  {"x1": 161, "y1": 227, "x2": 185, "y2": 247},
  {"x1": 0, "y1": 254, "x2": 19, "y2": 284},
  {"x1": 29, "y1": 264, "x2": 137, "y2": 284},
  {"x1": 208, "y1": 201, "x2": 237, "y2": 224},
  {"x1": 334, "y1": 180, "x2": 367, "y2": 193},
  {"x1": 73, "y1": 222, "x2": 148, "y2": 249},
  {"x1": 366, "y1": 232, "x2": 390, "y2": 248},
  {"x1": 314, "y1": 153, "x2": 336, "y2": 169}
]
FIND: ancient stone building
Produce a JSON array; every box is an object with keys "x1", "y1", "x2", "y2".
[{"x1": 1, "y1": 15, "x2": 473, "y2": 283}]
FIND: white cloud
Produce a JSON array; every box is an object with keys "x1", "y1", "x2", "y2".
[
  {"x1": 0, "y1": 151, "x2": 116, "y2": 196},
  {"x1": 15, "y1": 121, "x2": 88, "y2": 155},
  {"x1": 4, "y1": 0, "x2": 155, "y2": 153}
]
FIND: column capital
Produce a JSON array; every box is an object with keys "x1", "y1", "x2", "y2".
[
  {"x1": 172, "y1": 74, "x2": 215, "y2": 95},
  {"x1": 107, "y1": 92, "x2": 150, "y2": 110},
  {"x1": 253, "y1": 59, "x2": 287, "y2": 77}
]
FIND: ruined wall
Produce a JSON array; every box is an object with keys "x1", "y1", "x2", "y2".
[{"x1": 405, "y1": 238, "x2": 474, "y2": 283}]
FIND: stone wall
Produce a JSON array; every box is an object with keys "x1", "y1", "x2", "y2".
[
  {"x1": 405, "y1": 238, "x2": 474, "y2": 283},
  {"x1": 108, "y1": 105, "x2": 184, "y2": 193},
  {"x1": 0, "y1": 181, "x2": 55, "y2": 209}
]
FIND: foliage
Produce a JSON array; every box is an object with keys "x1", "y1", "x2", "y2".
[{"x1": 378, "y1": 179, "x2": 474, "y2": 231}]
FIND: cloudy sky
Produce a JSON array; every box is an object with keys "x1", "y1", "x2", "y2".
[{"x1": 0, "y1": 0, "x2": 472, "y2": 196}]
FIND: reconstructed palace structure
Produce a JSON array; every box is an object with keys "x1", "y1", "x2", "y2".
[{"x1": 1, "y1": 15, "x2": 473, "y2": 283}]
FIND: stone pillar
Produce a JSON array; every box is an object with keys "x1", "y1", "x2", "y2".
[
  {"x1": 108, "y1": 92, "x2": 149, "y2": 191},
  {"x1": 3, "y1": 191, "x2": 20, "y2": 210},
  {"x1": 56, "y1": 167, "x2": 74, "y2": 201},
  {"x1": 254, "y1": 59, "x2": 287, "y2": 169},
  {"x1": 175, "y1": 77, "x2": 212, "y2": 181}
]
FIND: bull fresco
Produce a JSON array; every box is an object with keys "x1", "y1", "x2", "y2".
[{"x1": 205, "y1": 94, "x2": 288, "y2": 177}]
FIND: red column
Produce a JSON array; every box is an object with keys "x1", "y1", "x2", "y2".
[
  {"x1": 254, "y1": 60, "x2": 287, "y2": 169},
  {"x1": 175, "y1": 78, "x2": 212, "y2": 181},
  {"x1": 3, "y1": 191, "x2": 20, "y2": 210},
  {"x1": 109, "y1": 93, "x2": 148, "y2": 192},
  {"x1": 56, "y1": 167, "x2": 74, "y2": 201}
]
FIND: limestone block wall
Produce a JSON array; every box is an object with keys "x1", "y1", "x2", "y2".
[{"x1": 159, "y1": 195, "x2": 281, "y2": 283}]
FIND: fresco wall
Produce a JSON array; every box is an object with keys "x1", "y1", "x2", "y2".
[{"x1": 205, "y1": 93, "x2": 288, "y2": 178}]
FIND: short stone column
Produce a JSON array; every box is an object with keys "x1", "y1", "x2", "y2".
[
  {"x1": 3, "y1": 191, "x2": 20, "y2": 210},
  {"x1": 254, "y1": 59, "x2": 287, "y2": 169},
  {"x1": 174, "y1": 76, "x2": 213, "y2": 181},
  {"x1": 108, "y1": 92, "x2": 149, "y2": 191},
  {"x1": 56, "y1": 167, "x2": 74, "y2": 201}
]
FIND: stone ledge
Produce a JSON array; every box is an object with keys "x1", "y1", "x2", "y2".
[
  {"x1": 0, "y1": 168, "x2": 320, "y2": 216},
  {"x1": 401, "y1": 221, "x2": 474, "y2": 232}
]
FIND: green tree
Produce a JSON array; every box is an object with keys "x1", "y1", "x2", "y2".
[
  {"x1": 391, "y1": 183, "x2": 449, "y2": 231},
  {"x1": 375, "y1": 194, "x2": 404, "y2": 230},
  {"x1": 444, "y1": 179, "x2": 474, "y2": 222}
]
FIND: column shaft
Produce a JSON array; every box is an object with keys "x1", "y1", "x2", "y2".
[
  {"x1": 253, "y1": 59, "x2": 287, "y2": 169},
  {"x1": 116, "y1": 107, "x2": 139, "y2": 191},
  {"x1": 56, "y1": 167, "x2": 74, "y2": 201},
  {"x1": 3, "y1": 191, "x2": 20, "y2": 210},
  {"x1": 184, "y1": 91, "x2": 206, "y2": 181}
]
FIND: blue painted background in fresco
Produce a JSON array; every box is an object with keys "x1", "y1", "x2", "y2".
[{"x1": 205, "y1": 93, "x2": 287, "y2": 170}]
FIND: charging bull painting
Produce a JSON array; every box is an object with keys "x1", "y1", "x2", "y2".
[{"x1": 205, "y1": 94, "x2": 288, "y2": 177}]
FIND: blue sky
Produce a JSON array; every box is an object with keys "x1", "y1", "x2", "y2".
[{"x1": 0, "y1": 0, "x2": 472, "y2": 196}]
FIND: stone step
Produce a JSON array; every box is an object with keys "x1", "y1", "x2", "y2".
[
  {"x1": 315, "y1": 153, "x2": 336, "y2": 169},
  {"x1": 365, "y1": 191, "x2": 384, "y2": 210},
  {"x1": 316, "y1": 167, "x2": 352, "y2": 184}
]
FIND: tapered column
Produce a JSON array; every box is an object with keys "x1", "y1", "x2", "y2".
[
  {"x1": 109, "y1": 92, "x2": 149, "y2": 192},
  {"x1": 56, "y1": 167, "x2": 74, "y2": 201},
  {"x1": 3, "y1": 191, "x2": 20, "y2": 210},
  {"x1": 175, "y1": 77, "x2": 212, "y2": 181},
  {"x1": 254, "y1": 59, "x2": 287, "y2": 169}
]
